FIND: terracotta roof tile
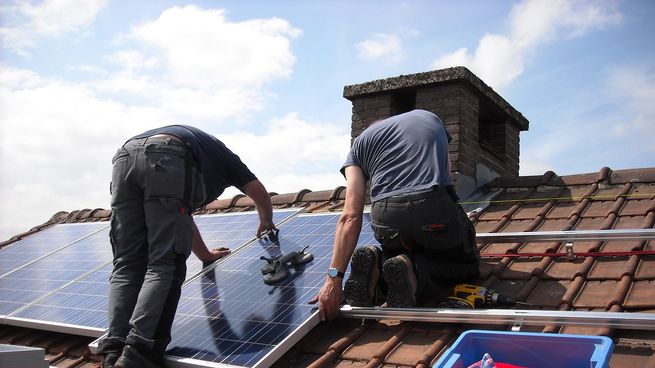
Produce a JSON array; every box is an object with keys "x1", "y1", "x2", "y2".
[
  {"x1": 510, "y1": 202, "x2": 547, "y2": 220},
  {"x1": 624, "y1": 280, "x2": 655, "y2": 309},
  {"x1": 543, "y1": 258, "x2": 587, "y2": 280},
  {"x1": 609, "y1": 168, "x2": 655, "y2": 184},
  {"x1": 583, "y1": 200, "x2": 618, "y2": 217},
  {"x1": 573, "y1": 280, "x2": 620, "y2": 308},
  {"x1": 479, "y1": 242, "x2": 517, "y2": 255},
  {"x1": 620, "y1": 199, "x2": 654, "y2": 216},
  {"x1": 525, "y1": 280, "x2": 569, "y2": 307},
  {"x1": 384, "y1": 327, "x2": 449, "y2": 366},
  {"x1": 545, "y1": 201, "x2": 576, "y2": 219},
  {"x1": 502, "y1": 259, "x2": 544, "y2": 280},
  {"x1": 635, "y1": 256, "x2": 655, "y2": 280},
  {"x1": 470, "y1": 220, "x2": 499, "y2": 233},
  {"x1": 615, "y1": 215, "x2": 649, "y2": 229},
  {"x1": 499, "y1": 219, "x2": 534, "y2": 232},
  {"x1": 574, "y1": 216, "x2": 610, "y2": 230},
  {"x1": 587, "y1": 257, "x2": 635, "y2": 280}
]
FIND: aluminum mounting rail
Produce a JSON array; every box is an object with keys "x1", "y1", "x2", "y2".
[
  {"x1": 476, "y1": 228, "x2": 655, "y2": 243},
  {"x1": 340, "y1": 306, "x2": 655, "y2": 330}
]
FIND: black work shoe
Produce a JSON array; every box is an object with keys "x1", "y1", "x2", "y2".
[
  {"x1": 101, "y1": 352, "x2": 120, "y2": 368},
  {"x1": 383, "y1": 255, "x2": 417, "y2": 308},
  {"x1": 344, "y1": 245, "x2": 382, "y2": 306},
  {"x1": 114, "y1": 345, "x2": 161, "y2": 368}
]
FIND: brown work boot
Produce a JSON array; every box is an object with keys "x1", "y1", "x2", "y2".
[
  {"x1": 383, "y1": 254, "x2": 417, "y2": 308},
  {"x1": 344, "y1": 246, "x2": 382, "y2": 306}
]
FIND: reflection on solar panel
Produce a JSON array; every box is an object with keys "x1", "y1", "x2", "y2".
[
  {"x1": 165, "y1": 212, "x2": 376, "y2": 368},
  {"x1": 0, "y1": 222, "x2": 108, "y2": 277},
  {"x1": 0, "y1": 225, "x2": 110, "y2": 316},
  {"x1": 187, "y1": 209, "x2": 301, "y2": 277},
  {"x1": 5, "y1": 210, "x2": 301, "y2": 336}
]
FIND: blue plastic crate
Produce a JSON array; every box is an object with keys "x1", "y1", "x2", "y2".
[{"x1": 433, "y1": 330, "x2": 614, "y2": 368}]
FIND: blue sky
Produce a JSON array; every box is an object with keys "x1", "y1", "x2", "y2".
[{"x1": 1, "y1": 0, "x2": 654, "y2": 240}]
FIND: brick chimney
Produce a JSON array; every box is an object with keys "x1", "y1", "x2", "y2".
[{"x1": 343, "y1": 66, "x2": 529, "y2": 198}]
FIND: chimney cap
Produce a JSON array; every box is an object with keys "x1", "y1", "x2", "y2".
[{"x1": 343, "y1": 66, "x2": 528, "y2": 131}]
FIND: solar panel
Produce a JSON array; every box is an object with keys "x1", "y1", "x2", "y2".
[
  {"x1": 164, "y1": 212, "x2": 376, "y2": 368},
  {"x1": 0, "y1": 226, "x2": 111, "y2": 316},
  {"x1": 7, "y1": 263, "x2": 113, "y2": 335},
  {"x1": 0, "y1": 222, "x2": 108, "y2": 277},
  {"x1": 6, "y1": 209, "x2": 302, "y2": 335}
]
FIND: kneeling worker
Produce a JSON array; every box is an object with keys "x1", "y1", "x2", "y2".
[{"x1": 312, "y1": 109, "x2": 479, "y2": 321}]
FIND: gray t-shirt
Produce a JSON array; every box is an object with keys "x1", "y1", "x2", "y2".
[{"x1": 342, "y1": 109, "x2": 452, "y2": 202}]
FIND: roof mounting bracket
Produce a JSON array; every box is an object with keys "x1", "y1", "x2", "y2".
[{"x1": 565, "y1": 241, "x2": 575, "y2": 261}]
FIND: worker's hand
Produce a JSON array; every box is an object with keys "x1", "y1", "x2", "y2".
[
  {"x1": 309, "y1": 278, "x2": 343, "y2": 322},
  {"x1": 202, "y1": 247, "x2": 230, "y2": 264},
  {"x1": 256, "y1": 222, "x2": 277, "y2": 239}
]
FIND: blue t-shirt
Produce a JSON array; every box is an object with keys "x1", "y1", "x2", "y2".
[
  {"x1": 342, "y1": 109, "x2": 452, "y2": 202},
  {"x1": 132, "y1": 125, "x2": 257, "y2": 206}
]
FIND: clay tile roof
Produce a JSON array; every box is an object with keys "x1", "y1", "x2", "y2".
[{"x1": 2, "y1": 167, "x2": 655, "y2": 368}]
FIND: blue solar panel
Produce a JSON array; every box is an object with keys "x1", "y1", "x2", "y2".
[
  {"x1": 9, "y1": 263, "x2": 113, "y2": 332},
  {"x1": 0, "y1": 225, "x2": 111, "y2": 316},
  {"x1": 165, "y1": 212, "x2": 376, "y2": 368},
  {"x1": 187, "y1": 209, "x2": 300, "y2": 276},
  {"x1": 0, "y1": 223, "x2": 108, "y2": 277},
  {"x1": 7, "y1": 209, "x2": 301, "y2": 333}
]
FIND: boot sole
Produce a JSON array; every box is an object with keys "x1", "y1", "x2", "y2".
[
  {"x1": 383, "y1": 257, "x2": 417, "y2": 308},
  {"x1": 344, "y1": 247, "x2": 378, "y2": 306}
]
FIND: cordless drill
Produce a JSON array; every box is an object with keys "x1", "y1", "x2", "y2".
[{"x1": 450, "y1": 284, "x2": 532, "y2": 308}]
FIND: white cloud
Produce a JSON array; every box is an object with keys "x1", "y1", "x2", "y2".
[
  {"x1": 93, "y1": 5, "x2": 301, "y2": 122},
  {"x1": 605, "y1": 64, "x2": 655, "y2": 148},
  {"x1": 132, "y1": 6, "x2": 300, "y2": 89},
  {"x1": 356, "y1": 33, "x2": 404, "y2": 63},
  {"x1": 220, "y1": 112, "x2": 350, "y2": 179},
  {"x1": 432, "y1": 0, "x2": 622, "y2": 90},
  {"x1": 0, "y1": 0, "x2": 107, "y2": 52}
]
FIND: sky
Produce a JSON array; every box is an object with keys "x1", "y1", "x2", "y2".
[{"x1": 1, "y1": 0, "x2": 654, "y2": 241}]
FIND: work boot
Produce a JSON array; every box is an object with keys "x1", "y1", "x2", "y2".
[
  {"x1": 114, "y1": 345, "x2": 161, "y2": 368},
  {"x1": 101, "y1": 352, "x2": 120, "y2": 368},
  {"x1": 383, "y1": 254, "x2": 417, "y2": 308},
  {"x1": 344, "y1": 245, "x2": 382, "y2": 306}
]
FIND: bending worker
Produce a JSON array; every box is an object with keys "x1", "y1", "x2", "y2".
[
  {"x1": 312, "y1": 109, "x2": 480, "y2": 321},
  {"x1": 98, "y1": 125, "x2": 276, "y2": 368}
]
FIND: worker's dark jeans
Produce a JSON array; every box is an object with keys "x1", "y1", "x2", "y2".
[
  {"x1": 98, "y1": 137, "x2": 196, "y2": 363},
  {"x1": 371, "y1": 186, "x2": 480, "y2": 304}
]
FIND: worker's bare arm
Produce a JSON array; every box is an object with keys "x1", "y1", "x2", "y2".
[{"x1": 242, "y1": 179, "x2": 277, "y2": 238}]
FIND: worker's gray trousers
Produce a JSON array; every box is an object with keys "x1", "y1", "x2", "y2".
[
  {"x1": 97, "y1": 136, "x2": 195, "y2": 363},
  {"x1": 370, "y1": 186, "x2": 480, "y2": 304}
]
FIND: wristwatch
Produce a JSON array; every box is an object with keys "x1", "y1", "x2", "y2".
[{"x1": 327, "y1": 267, "x2": 345, "y2": 279}]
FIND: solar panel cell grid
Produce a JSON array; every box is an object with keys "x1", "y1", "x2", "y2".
[
  {"x1": 187, "y1": 209, "x2": 300, "y2": 277},
  {"x1": 12, "y1": 263, "x2": 113, "y2": 329},
  {"x1": 166, "y1": 213, "x2": 376, "y2": 368},
  {"x1": 0, "y1": 223, "x2": 108, "y2": 277},
  {"x1": 0, "y1": 226, "x2": 110, "y2": 316}
]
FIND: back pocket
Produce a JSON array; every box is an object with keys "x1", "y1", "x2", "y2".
[{"x1": 144, "y1": 143, "x2": 187, "y2": 199}]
